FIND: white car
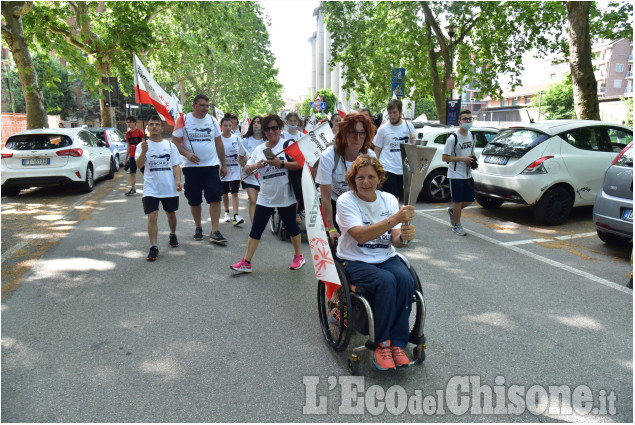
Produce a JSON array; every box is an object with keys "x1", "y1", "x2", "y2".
[
  {"x1": 1, "y1": 128, "x2": 116, "y2": 196},
  {"x1": 415, "y1": 126, "x2": 499, "y2": 202},
  {"x1": 472, "y1": 120, "x2": 633, "y2": 225}
]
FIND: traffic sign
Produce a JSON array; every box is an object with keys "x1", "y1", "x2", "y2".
[
  {"x1": 314, "y1": 94, "x2": 323, "y2": 102},
  {"x1": 310, "y1": 102, "x2": 315, "y2": 108},
  {"x1": 391, "y1": 67, "x2": 406, "y2": 83},
  {"x1": 320, "y1": 102, "x2": 326, "y2": 110},
  {"x1": 391, "y1": 82, "x2": 405, "y2": 97}
]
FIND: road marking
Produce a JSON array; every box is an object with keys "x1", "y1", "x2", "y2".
[
  {"x1": 416, "y1": 210, "x2": 632, "y2": 294},
  {"x1": 415, "y1": 205, "x2": 480, "y2": 213},
  {"x1": 501, "y1": 232, "x2": 597, "y2": 246},
  {"x1": 1, "y1": 192, "x2": 93, "y2": 264}
]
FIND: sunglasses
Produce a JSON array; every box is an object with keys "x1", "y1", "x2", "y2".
[
  {"x1": 264, "y1": 126, "x2": 280, "y2": 132},
  {"x1": 348, "y1": 131, "x2": 366, "y2": 139}
]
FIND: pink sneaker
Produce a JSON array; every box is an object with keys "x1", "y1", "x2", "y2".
[
  {"x1": 230, "y1": 258, "x2": 252, "y2": 273},
  {"x1": 289, "y1": 254, "x2": 305, "y2": 270}
]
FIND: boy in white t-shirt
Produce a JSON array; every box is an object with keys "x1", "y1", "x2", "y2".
[
  {"x1": 136, "y1": 115, "x2": 183, "y2": 261},
  {"x1": 219, "y1": 114, "x2": 244, "y2": 226}
]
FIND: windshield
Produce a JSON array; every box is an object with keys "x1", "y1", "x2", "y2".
[
  {"x1": 89, "y1": 130, "x2": 106, "y2": 142},
  {"x1": 5, "y1": 134, "x2": 73, "y2": 150},
  {"x1": 482, "y1": 129, "x2": 549, "y2": 158}
]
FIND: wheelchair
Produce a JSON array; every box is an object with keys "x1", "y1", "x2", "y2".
[
  {"x1": 269, "y1": 208, "x2": 306, "y2": 241},
  {"x1": 317, "y1": 252, "x2": 427, "y2": 374}
]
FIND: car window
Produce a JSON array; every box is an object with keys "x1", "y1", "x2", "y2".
[
  {"x1": 77, "y1": 131, "x2": 96, "y2": 147},
  {"x1": 434, "y1": 133, "x2": 449, "y2": 145},
  {"x1": 473, "y1": 131, "x2": 498, "y2": 148},
  {"x1": 605, "y1": 127, "x2": 633, "y2": 152},
  {"x1": 5, "y1": 134, "x2": 73, "y2": 150},
  {"x1": 562, "y1": 127, "x2": 611, "y2": 152},
  {"x1": 90, "y1": 130, "x2": 106, "y2": 142},
  {"x1": 481, "y1": 129, "x2": 549, "y2": 158},
  {"x1": 110, "y1": 130, "x2": 123, "y2": 143}
]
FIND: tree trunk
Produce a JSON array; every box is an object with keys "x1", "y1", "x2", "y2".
[
  {"x1": 566, "y1": 1, "x2": 600, "y2": 120},
  {"x1": 95, "y1": 59, "x2": 112, "y2": 127},
  {"x1": 1, "y1": 1, "x2": 47, "y2": 129},
  {"x1": 178, "y1": 78, "x2": 187, "y2": 108},
  {"x1": 424, "y1": 22, "x2": 447, "y2": 124}
]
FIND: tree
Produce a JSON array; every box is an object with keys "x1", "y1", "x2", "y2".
[
  {"x1": 533, "y1": 75, "x2": 575, "y2": 120},
  {"x1": 1, "y1": 55, "x2": 77, "y2": 117},
  {"x1": 622, "y1": 97, "x2": 633, "y2": 127},
  {"x1": 300, "y1": 89, "x2": 337, "y2": 117},
  {"x1": 24, "y1": 1, "x2": 164, "y2": 126},
  {"x1": 1, "y1": 1, "x2": 47, "y2": 128},
  {"x1": 414, "y1": 97, "x2": 439, "y2": 121}
]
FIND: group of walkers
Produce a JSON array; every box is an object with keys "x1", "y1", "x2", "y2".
[{"x1": 124, "y1": 94, "x2": 475, "y2": 371}]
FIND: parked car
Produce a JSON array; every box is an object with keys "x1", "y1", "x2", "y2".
[
  {"x1": 86, "y1": 127, "x2": 127, "y2": 170},
  {"x1": 472, "y1": 120, "x2": 633, "y2": 225},
  {"x1": 415, "y1": 126, "x2": 499, "y2": 202},
  {"x1": 592, "y1": 142, "x2": 633, "y2": 245},
  {"x1": 1, "y1": 128, "x2": 116, "y2": 196}
]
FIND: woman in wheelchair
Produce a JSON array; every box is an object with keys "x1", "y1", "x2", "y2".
[{"x1": 336, "y1": 154, "x2": 416, "y2": 370}]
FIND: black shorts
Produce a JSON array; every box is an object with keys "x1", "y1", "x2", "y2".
[
  {"x1": 142, "y1": 196, "x2": 179, "y2": 214},
  {"x1": 381, "y1": 172, "x2": 403, "y2": 201},
  {"x1": 450, "y1": 178, "x2": 475, "y2": 203},
  {"x1": 182, "y1": 165, "x2": 222, "y2": 205},
  {"x1": 241, "y1": 181, "x2": 260, "y2": 191},
  {"x1": 222, "y1": 180, "x2": 240, "y2": 194},
  {"x1": 129, "y1": 158, "x2": 138, "y2": 174}
]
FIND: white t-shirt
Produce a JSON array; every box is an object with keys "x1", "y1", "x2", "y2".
[
  {"x1": 315, "y1": 146, "x2": 377, "y2": 201},
  {"x1": 372, "y1": 120, "x2": 413, "y2": 175},
  {"x1": 336, "y1": 190, "x2": 399, "y2": 264},
  {"x1": 442, "y1": 131, "x2": 474, "y2": 179},
  {"x1": 239, "y1": 136, "x2": 263, "y2": 186},
  {"x1": 221, "y1": 134, "x2": 241, "y2": 182},
  {"x1": 172, "y1": 113, "x2": 222, "y2": 168},
  {"x1": 135, "y1": 139, "x2": 182, "y2": 198},
  {"x1": 283, "y1": 130, "x2": 301, "y2": 141},
  {"x1": 246, "y1": 142, "x2": 296, "y2": 208}
]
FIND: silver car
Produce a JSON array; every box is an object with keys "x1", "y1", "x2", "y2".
[{"x1": 593, "y1": 142, "x2": 633, "y2": 246}]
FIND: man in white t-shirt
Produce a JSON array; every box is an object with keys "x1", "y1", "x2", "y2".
[
  {"x1": 135, "y1": 115, "x2": 183, "y2": 261},
  {"x1": 171, "y1": 94, "x2": 228, "y2": 244},
  {"x1": 373, "y1": 99, "x2": 415, "y2": 201},
  {"x1": 441, "y1": 109, "x2": 476, "y2": 236}
]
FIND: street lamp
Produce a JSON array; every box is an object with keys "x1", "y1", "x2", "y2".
[{"x1": 445, "y1": 24, "x2": 457, "y2": 83}]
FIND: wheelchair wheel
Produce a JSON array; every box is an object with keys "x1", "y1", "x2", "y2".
[
  {"x1": 269, "y1": 208, "x2": 281, "y2": 234},
  {"x1": 317, "y1": 261, "x2": 352, "y2": 352},
  {"x1": 407, "y1": 265, "x2": 426, "y2": 365}
]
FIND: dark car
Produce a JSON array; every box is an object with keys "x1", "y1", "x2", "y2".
[
  {"x1": 593, "y1": 142, "x2": 633, "y2": 246},
  {"x1": 86, "y1": 127, "x2": 127, "y2": 171}
]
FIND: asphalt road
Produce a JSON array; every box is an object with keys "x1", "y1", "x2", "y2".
[{"x1": 1, "y1": 170, "x2": 632, "y2": 422}]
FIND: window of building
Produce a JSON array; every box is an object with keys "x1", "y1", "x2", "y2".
[
  {"x1": 512, "y1": 98, "x2": 517, "y2": 106},
  {"x1": 614, "y1": 80, "x2": 622, "y2": 88},
  {"x1": 550, "y1": 73, "x2": 556, "y2": 80},
  {"x1": 616, "y1": 64, "x2": 624, "y2": 72},
  {"x1": 500, "y1": 99, "x2": 505, "y2": 107}
]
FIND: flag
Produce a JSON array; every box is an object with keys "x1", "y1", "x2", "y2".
[
  {"x1": 240, "y1": 104, "x2": 250, "y2": 136},
  {"x1": 303, "y1": 112, "x2": 318, "y2": 134},
  {"x1": 133, "y1": 54, "x2": 176, "y2": 125},
  {"x1": 335, "y1": 99, "x2": 347, "y2": 118},
  {"x1": 301, "y1": 163, "x2": 341, "y2": 299},
  {"x1": 214, "y1": 106, "x2": 224, "y2": 122},
  {"x1": 170, "y1": 92, "x2": 182, "y2": 123},
  {"x1": 283, "y1": 122, "x2": 333, "y2": 167}
]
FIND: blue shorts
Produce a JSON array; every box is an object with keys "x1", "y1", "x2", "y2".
[
  {"x1": 450, "y1": 178, "x2": 475, "y2": 203},
  {"x1": 183, "y1": 166, "x2": 222, "y2": 205}
]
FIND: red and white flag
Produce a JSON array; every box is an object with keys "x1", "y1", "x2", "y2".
[
  {"x1": 240, "y1": 104, "x2": 250, "y2": 136},
  {"x1": 301, "y1": 162, "x2": 341, "y2": 298},
  {"x1": 334, "y1": 99, "x2": 347, "y2": 118},
  {"x1": 133, "y1": 54, "x2": 176, "y2": 125},
  {"x1": 283, "y1": 122, "x2": 333, "y2": 167},
  {"x1": 303, "y1": 112, "x2": 318, "y2": 134}
]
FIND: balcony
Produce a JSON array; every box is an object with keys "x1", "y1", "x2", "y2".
[
  {"x1": 627, "y1": 71, "x2": 633, "y2": 78},
  {"x1": 629, "y1": 53, "x2": 633, "y2": 61},
  {"x1": 625, "y1": 86, "x2": 633, "y2": 93},
  {"x1": 598, "y1": 87, "x2": 606, "y2": 93}
]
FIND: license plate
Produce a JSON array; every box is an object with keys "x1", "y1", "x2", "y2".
[
  {"x1": 484, "y1": 155, "x2": 508, "y2": 165},
  {"x1": 22, "y1": 158, "x2": 50, "y2": 166},
  {"x1": 622, "y1": 208, "x2": 633, "y2": 221}
]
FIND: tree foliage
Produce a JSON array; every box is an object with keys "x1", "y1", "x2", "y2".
[
  {"x1": 321, "y1": 1, "x2": 632, "y2": 123},
  {"x1": 533, "y1": 75, "x2": 575, "y2": 120}
]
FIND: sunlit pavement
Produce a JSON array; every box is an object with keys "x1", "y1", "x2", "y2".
[{"x1": 1, "y1": 176, "x2": 632, "y2": 422}]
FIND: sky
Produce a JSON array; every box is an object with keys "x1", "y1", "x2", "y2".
[{"x1": 258, "y1": 0, "x2": 320, "y2": 100}]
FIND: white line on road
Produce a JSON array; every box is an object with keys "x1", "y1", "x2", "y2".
[
  {"x1": 500, "y1": 232, "x2": 598, "y2": 246},
  {"x1": 416, "y1": 210, "x2": 632, "y2": 294}
]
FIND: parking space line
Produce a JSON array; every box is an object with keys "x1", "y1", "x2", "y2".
[
  {"x1": 415, "y1": 205, "x2": 480, "y2": 213},
  {"x1": 501, "y1": 232, "x2": 597, "y2": 246},
  {"x1": 416, "y1": 210, "x2": 632, "y2": 294}
]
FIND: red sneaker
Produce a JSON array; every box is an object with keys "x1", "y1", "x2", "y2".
[
  {"x1": 373, "y1": 341, "x2": 396, "y2": 371},
  {"x1": 391, "y1": 346, "x2": 411, "y2": 367}
]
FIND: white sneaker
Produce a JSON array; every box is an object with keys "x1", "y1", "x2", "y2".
[
  {"x1": 224, "y1": 212, "x2": 231, "y2": 223},
  {"x1": 452, "y1": 223, "x2": 467, "y2": 236},
  {"x1": 233, "y1": 214, "x2": 244, "y2": 226}
]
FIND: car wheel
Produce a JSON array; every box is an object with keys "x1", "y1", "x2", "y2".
[
  {"x1": 113, "y1": 154, "x2": 120, "y2": 171},
  {"x1": 2, "y1": 186, "x2": 21, "y2": 197},
  {"x1": 105, "y1": 158, "x2": 115, "y2": 180},
  {"x1": 421, "y1": 169, "x2": 450, "y2": 202},
  {"x1": 475, "y1": 193, "x2": 504, "y2": 209},
  {"x1": 80, "y1": 164, "x2": 94, "y2": 193},
  {"x1": 533, "y1": 186, "x2": 572, "y2": 226},
  {"x1": 596, "y1": 230, "x2": 632, "y2": 246}
]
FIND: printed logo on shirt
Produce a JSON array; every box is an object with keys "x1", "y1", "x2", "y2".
[
  {"x1": 458, "y1": 141, "x2": 473, "y2": 150},
  {"x1": 148, "y1": 151, "x2": 173, "y2": 172},
  {"x1": 150, "y1": 153, "x2": 170, "y2": 160},
  {"x1": 357, "y1": 231, "x2": 391, "y2": 249},
  {"x1": 188, "y1": 127, "x2": 214, "y2": 143}
]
